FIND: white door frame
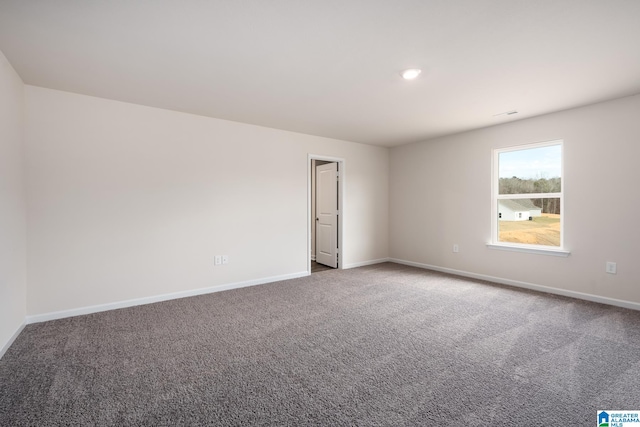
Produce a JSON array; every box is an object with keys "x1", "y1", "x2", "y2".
[
  {"x1": 315, "y1": 162, "x2": 338, "y2": 268},
  {"x1": 308, "y1": 154, "x2": 345, "y2": 274}
]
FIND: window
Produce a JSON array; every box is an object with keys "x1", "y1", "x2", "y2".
[{"x1": 490, "y1": 140, "x2": 567, "y2": 256}]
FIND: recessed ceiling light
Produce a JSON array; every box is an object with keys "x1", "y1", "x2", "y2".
[{"x1": 401, "y1": 69, "x2": 422, "y2": 80}]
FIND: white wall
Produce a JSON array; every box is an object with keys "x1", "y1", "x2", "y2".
[
  {"x1": 24, "y1": 86, "x2": 389, "y2": 316},
  {"x1": 0, "y1": 50, "x2": 27, "y2": 354},
  {"x1": 390, "y1": 94, "x2": 640, "y2": 305}
]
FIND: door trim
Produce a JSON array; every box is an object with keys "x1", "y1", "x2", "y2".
[
  {"x1": 308, "y1": 154, "x2": 345, "y2": 275},
  {"x1": 315, "y1": 162, "x2": 338, "y2": 268}
]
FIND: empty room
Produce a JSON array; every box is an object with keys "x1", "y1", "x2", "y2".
[{"x1": 1, "y1": 1, "x2": 640, "y2": 425}]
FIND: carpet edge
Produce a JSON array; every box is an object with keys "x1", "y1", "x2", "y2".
[
  {"x1": 389, "y1": 258, "x2": 640, "y2": 311},
  {"x1": 0, "y1": 320, "x2": 25, "y2": 360},
  {"x1": 25, "y1": 271, "x2": 310, "y2": 324}
]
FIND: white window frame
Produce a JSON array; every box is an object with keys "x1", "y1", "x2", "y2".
[{"x1": 487, "y1": 139, "x2": 570, "y2": 257}]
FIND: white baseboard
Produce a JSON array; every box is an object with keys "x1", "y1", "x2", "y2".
[
  {"x1": 389, "y1": 258, "x2": 640, "y2": 311},
  {"x1": 26, "y1": 271, "x2": 310, "y2": 324},
  {"x1": 23, "y1": 258, "x2": 638, "y2": 328},
  {"x1": 0, "y1": 321, "x2": 26, "y2": 360},
  {"x1": 343, "y1": 258, "x2": 390, "y2": 269}
]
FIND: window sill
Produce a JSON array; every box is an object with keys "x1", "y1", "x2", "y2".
[{"x1": 486, "y1": 243, "x2": 570, "y2": 257}]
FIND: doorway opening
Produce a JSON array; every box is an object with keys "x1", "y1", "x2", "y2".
[{"x1": 308, "y1": 155, "x2": 344, "y2": 274}]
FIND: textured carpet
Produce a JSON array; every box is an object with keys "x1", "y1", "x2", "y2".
[{"x1": 1, "y1": 262, "x2": 640, "y2": 426}]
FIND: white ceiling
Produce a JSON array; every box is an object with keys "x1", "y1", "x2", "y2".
[{"x1": 1, "y1": 1, "x2": 639, "y2": 147}]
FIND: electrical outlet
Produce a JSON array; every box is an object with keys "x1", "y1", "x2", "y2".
[
  {"x1": 222, "y1": 255, "x2": 229, "y2": 265},
  {"x1": 453, "y1": 244, "x2": 459, "y2": 253},
  {"x1": 606, "y1": 261, "x2": 617, "y2": 274},
  {"x1": 214, "y1": 255, "x2": 222, "y2": 266}
]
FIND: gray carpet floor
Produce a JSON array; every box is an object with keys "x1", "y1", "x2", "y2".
[{"x1": 1, "y1": 262, "x2": 639, "y2": 426}]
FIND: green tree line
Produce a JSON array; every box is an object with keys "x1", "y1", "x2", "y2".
[{"x1": 499, "y1": 177, "x2": 561, "y2": 214}]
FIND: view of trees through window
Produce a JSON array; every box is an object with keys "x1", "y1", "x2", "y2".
[
  {"x1": 499, "y1": 176, "x2": 561, "y2": 214},
  {"x1": 495, "y1": 143, "x2": 562, "y2": 247}
]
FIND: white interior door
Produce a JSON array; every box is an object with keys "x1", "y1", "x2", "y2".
[{"x1": 315, "y1": 162, "x2": 338, "y2": 268}]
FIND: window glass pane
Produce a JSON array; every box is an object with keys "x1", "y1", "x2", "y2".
[
  {"x1": 497, "y1": 198, "x2": 561, "y2": 246},
  {"x1": 499, "y1": 145, "x2": 561, "y2": 194}
]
